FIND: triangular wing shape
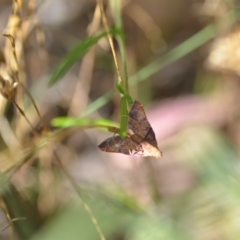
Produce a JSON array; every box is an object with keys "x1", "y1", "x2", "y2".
[
  {"x1": 98, "y1": 135, "x2": 138, "y2": 155},
  {"x1": 128, "y1": 101, "x2": 151, "y2": 139},
  {"x1": 98, "y1": 100, "x2": 162, "y2": 158},
  {"x1": 128, "y1": 101, "x2": 159, "y2": 145}
]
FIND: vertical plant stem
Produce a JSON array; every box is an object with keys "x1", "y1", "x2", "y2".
[
  {"x1": 97, "y1": 0, "x2": 123, "y2": 86},
  {"x1": 109, "y1": 0, "x2": 129, "y2": 95},
  {"x1": 97, "y1": 0, "x2": 131, "y2": 137}
]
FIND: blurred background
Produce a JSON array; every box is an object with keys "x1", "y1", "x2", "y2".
[{"x1": 1, "y1": 0, "x2": 240, "y2": 239}]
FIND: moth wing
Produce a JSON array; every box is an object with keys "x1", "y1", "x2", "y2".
[
  {"x1": 128, "y1": 101, "x2": 161, "y2": 158},
  {"x1": 128, "y1": 101, "x2": 152, "y2": 138},
  {"x1": 98, "y1": 136, "x2": 138, "y2": 155},
  {"x1": 139, "y1": 141, "x2": 162, "y2": 158},
  {"x1": 98, "y1": 100, "x2": 162, "y2": 158},
  {"x1": 144, "y1": 128, "x2": 158, "y2": 148}
]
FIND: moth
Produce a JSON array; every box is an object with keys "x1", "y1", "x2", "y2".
[{"x1": 98, "y1": 100, "x2": 162, "y2": 158}]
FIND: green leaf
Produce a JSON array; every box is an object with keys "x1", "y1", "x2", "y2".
[
  {"x1": 79, "y1": 6, "x2": 240, "y2": 116},
  {"x1": 51, "y1": 117, "x2": 118, "y2": 129},
  {"x1": 129, "y1": 24, "x2": 218, "y2": 86},
  {"x1": 30, "y1": 196, "x2": 137, "y2": 240},
  {"x1": 116, "y1": 81, "x2": 133, "y2": 103},
  {"x1": 49, "y1": 31, "x2": 112, "y2": 86},
  {"x1": 80, "y1": 91, "x2": 114, "y2": 117},
  {"x1": 110, "y1": 0, "x2": 130, "y2": 95},
  {"x1": 116, "y1": 80, "x2": 125, "y2": 95}
]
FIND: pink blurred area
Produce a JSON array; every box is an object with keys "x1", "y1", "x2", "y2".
[{"x1": 100, "y1": 94, "x2": 227, "y2": 168}]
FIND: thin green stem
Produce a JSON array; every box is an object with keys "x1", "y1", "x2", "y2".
[
  {"x1": 80, "y1": 6, "x2": 240, "y2": 116},
  {"x1": 110, "y1": 0, "x2": 129, "y2": 95}
]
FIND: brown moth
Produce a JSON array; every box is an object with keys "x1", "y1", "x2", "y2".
[{"x1": 98, "y1": 100, "x2": 162, "y2": 158}]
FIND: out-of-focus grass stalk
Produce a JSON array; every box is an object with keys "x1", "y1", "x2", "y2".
[
  {"x1": 109, "y1": 0, "x2": 129, "y2": 95},
  {"x1": 98, "y1": 0, "x2": 132, "y2": 137},
  {"x1": 80, "y1": 6, "x2": 240, "y2": 117}
]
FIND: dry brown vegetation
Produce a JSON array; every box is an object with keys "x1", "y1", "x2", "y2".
[{"x1": 1, "y1": 0, "x2": 240, "y2": 240}]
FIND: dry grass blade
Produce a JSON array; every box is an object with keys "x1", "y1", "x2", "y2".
[
  {"x1": 54, "y1": 152, "x2": 106, "y2": 240},
  {"x1": 97, "y1": 0, "x2": 123, "y2": 85},
  {"x1": 1, "y1": 34, "x2": 46, "y2": 130},
  {"x1": 13, "y1": 101, "x2": 35, "y2": 132},
  {"x1": 68, "y1": 3, "x2": 101, "y2": 115},
  {"x1": 1, "y1": 217, "x2": 27, "y2": 233}
]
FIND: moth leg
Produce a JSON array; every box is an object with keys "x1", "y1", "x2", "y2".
[{"x1": 128, "y1": 149, "x2": 135, "y2": 156}]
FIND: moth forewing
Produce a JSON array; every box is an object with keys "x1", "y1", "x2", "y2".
[
  {"x1": 98, "y1": 136, "x2": 138, "y2": 156},
  {"x1": 98, "y1": 100, "x2": 162, "y2": 158},
  {"x1": 140, "y1": 142, "x2": 162, "y2": 158}
]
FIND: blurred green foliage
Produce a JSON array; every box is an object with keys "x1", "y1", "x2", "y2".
[{"x1": 1, "y1": 1, "x2": 240, "y2": 240}]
